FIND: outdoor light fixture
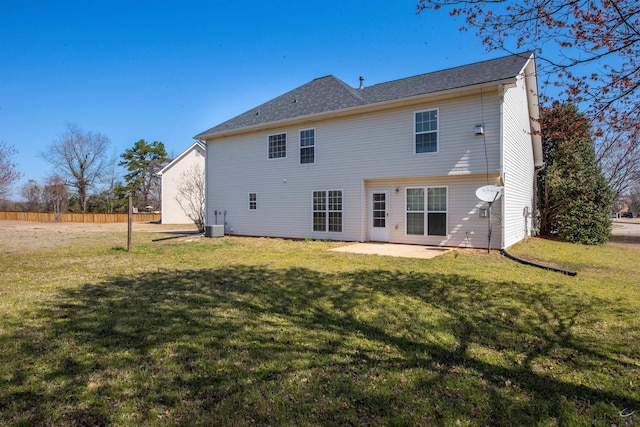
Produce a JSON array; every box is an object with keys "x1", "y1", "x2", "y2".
[{"x1": 474, "y1": 124, "x2": 484, "y2": 135}]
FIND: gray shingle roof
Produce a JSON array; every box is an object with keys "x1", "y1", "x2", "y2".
[{"x1": 196, "y1": 52, "x2": 533, "y2": 139}]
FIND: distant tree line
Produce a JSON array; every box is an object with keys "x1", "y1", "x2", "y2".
[
  {"x1": 1, "y1": 123, "x2": 170, "y2": 215},
  {"x1": 1, "y1": 122, "x2": 207, "y2": 230}
]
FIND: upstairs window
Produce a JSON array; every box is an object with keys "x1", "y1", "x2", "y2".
[
  {"x1": 415, "y1": 109, "x2": 438, "y2": 153},
  {"x1": 268, "y1": 133, "x2": 287, "y2": 159},
  {"x1": 300, "y1": 128, "x2": 315, "y2": 164}
]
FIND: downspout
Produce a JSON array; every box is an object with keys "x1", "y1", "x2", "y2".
[
  {"x1": 360, "y1": 179, "x2": 367, "y2": 242},
  {"x1": 198, "y1": 139, "x2": 209, "y2": 232},
  {"x1": 501, "y1": 248, "x2": 577, "y2": 276}
]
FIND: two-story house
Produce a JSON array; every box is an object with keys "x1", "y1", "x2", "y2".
[{"x1": 195, "y1": 52, "x2": 543, "y2": 249}]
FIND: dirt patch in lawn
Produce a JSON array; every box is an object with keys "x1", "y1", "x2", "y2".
[
  {"x1": 3, "y1": 220, "x2": 639, "y2": 252},
  {"x1": 0, "y1": 220, "x2": 198, "y2": 252}
]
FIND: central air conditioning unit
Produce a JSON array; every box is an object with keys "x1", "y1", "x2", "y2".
[{"x1": 205, "y1": 225, "x2": 224, "y2": 238}]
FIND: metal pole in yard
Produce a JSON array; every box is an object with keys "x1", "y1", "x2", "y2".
[
  {"x1": 127, "y1": 195, "x2": 132, "y2": 252},
  {"x1": 487, "y1": 201, "x2": 492, "y2": 254}
]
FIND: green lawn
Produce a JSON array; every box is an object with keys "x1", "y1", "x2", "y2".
[{"x1": 1, "y1": 228, "x2": 639, "y2": 426}]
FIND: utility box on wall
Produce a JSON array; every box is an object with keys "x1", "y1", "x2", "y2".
[{"x1": 205, "y1": 225, "x2": 224, "y2": 238}]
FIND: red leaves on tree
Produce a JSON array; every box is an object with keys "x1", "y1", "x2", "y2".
[{"x1": 417, "y1": 0, "x2": 640, "y2": 137}]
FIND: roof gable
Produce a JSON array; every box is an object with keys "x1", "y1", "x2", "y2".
[
  {"x1": 196, "y1": 52, "x2": 533, "y2": 139},
  {"x1": 159, "y1": 141, "x2": 205, "y2": 175}
]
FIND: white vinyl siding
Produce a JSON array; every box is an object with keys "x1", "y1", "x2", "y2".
[
  {"x1": 204, "y1": 91, "x2": 503, "y2": 244},
  {"x1": 161, "y1": 144, "x2": 205, "y2": 224},
  {"x1": 502, "y1": 68, "x2": 536, "y2": 248},
  {"x1": 366, "y1": 175, "x2": 500, "y2": 248}
]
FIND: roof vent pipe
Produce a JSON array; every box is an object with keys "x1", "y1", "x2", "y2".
[{"x1": 359, "y1": 76, "x2": 364, "y2": 89}]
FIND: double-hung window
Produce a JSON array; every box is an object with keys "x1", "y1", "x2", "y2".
[
  {"x1": 415, "y1": 109, "x2": 438, "y2": 153},
  {"x1": 406, "y1": 188, "x2": 425, "y2": 235},
  {"x1": 427, "y1": 187, "x2": 447, "y2": 236},
  {"x1": 248, "y1": 193, "x2": 257, "y2": 210},
  {"x1": 300, "y1": 128, "x2": 315, "y2": 164},
  {"x1": 405, "y1": 187, "x2": 447, "y2": 236},
  {"x1": 268, "y1": 133, "x2": 286, "y2": 159},
  {"x1": 313, "y1": 190, "x2": 342, "y2": 232}
]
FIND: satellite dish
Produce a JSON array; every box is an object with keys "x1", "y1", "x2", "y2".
[
  {"x1": 475, "y1": 185, "x2": 503, "y2": 202},
  {"x1": 475, "y1": 185, "x2": 503, "y2": 254}
]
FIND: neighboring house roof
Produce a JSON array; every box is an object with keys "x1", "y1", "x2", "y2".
[
  {"x1": 159, "y1": 141, "x2": 205, "y2": 176},
  {"x1": 195, "y1": 52, "x2": 535, "y2": 139}
]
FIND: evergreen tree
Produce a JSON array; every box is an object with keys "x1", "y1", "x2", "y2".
[
  {"x1": 539, "y1": 103, "x2": 612, "y2": 245},
  {"x1": 119, "y1": 140, "x2": 168, "y2": 210}
]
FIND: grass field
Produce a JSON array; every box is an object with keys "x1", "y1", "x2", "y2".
[{"x1": 1, "y1": 223, "x2": 639, "y2": 426}]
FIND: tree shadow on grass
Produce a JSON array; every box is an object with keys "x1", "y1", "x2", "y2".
[{"x1": 1, "y1": 266, "x2": 637, "y2": 425}]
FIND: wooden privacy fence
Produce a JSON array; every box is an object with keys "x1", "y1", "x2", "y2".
[{"x1": 0, "y1": 211, "x2": 161, "y2": 223}]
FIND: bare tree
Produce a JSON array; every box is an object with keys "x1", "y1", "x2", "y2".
[
  {"x1": 416, "y1": 0, "x2": 640, "y2": 139},
  {"x1": 21, "y1": 180, "x2": 43, "y2": 212},
  {"x1": 43, "y1": 175, "x2": 69, "y2": 221},
  {"x1": 628, "y1": 185, "x2": 640, "y2": 214},
  {"x1": 175, "y1": 164, "x2": 205, "y2": 233},
  {"x1": 41, "y1": 123, "x2": 111, "y2": 212},
  {"x1": 0, "y1": 141, "x2": 22, "y2": 200},
  {"x1": 417, "y1": 0, "x2": 640, "y2": 212},
  {"x1": 597, "y1": 128, "x2": 640, "y2": 201}
]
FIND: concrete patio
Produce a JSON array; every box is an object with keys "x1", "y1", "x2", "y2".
[{"x1": 330, "y1": 242, "x2": 451, "y2": 259}]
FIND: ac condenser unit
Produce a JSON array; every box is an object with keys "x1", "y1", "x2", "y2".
[{"x1": 205, "y1": 225, "x2": 224, "y2": 238}]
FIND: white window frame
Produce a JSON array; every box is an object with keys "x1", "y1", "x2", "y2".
[
  {"x1": 248, "y1": 192, "x2": 257, "y2": 210},
  {"x1": 268, "y1": 132, "x2": 287, "y2": 159},
  {"x1": 426, "y1": 187, "x2": 448, "y2": 236},
  {"x1": 405, "y1": 187, "x2": 425, "y2": 236},
  {"x1": 312, "y1": 189, "x2": 343, "y2": 233},
  {"x1": 404, "y1": 186, "x2": 448, "y2": 236},
  {"x1": 414, "y1": 108, "x2": 439, "y2": 154},
  {"x1": 299, "y1": 128, "x2": 315, "y2": 164}
]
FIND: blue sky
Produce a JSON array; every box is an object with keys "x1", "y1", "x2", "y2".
[{"x1": 1, "y1": 0, "x2": 492, "y2": 198}]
